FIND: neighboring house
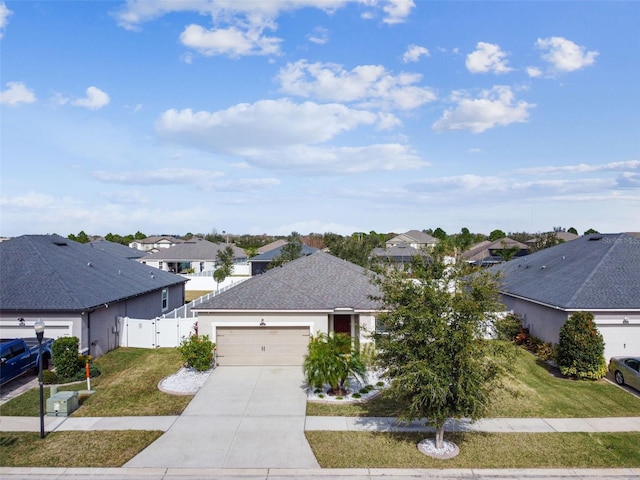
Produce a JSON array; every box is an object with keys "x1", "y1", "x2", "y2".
[
  {"x1": 490, "y1": 233, "x2": 640, "y2": 361},
  {"x1": 193, "y1": 251, "x2": 382, "y2": 366},
  {"x1": 370, "y1": 243, "x2": 429, "y2": 266},
  {"x1": 138, "y1": 238, "x2": 247, "y2": 273},
  {"x1": 386, "y1": 230, "x2": 438, "y2": 250},
  {"x1": 248, "y1": 244, "x2": 318, "y2": 275},
  {"x1": 89, "y1": 239, "x2": 146, "y2": 260},
  {"x1": 0, "y1": 235, "x2": 187, "y2": 357},
  {"x1": 257, "y1": 239, "x2": 288, "y2": 254},
  {"x1": 525, "y1": 231, "x2": 580, "y2": 247},
  {"x1": 462, "y1": 237, "x2": 529, "y2": 266},
  {"x1": 129, "y1": 235, "x2": 183, "y2": 253}
]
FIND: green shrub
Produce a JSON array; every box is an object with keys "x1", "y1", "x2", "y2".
[
  {"x1": 556, "y1": 311, "x2": 607, "y2": 380},
  {"x1": 303, "y1": 332, "x2": 367, "y2": 396},
  {"x1": 351, "y1": 393, "x2": 361, "y2": 399},
  {"x1": 177, "y1": 335, "x2": 215, "y2": 371},
  {"x1": 42, "y1": 370, "x2": 59, "y2": 384},
  {"x1": 52, "y1": 337, "x2": 80, "y2": 380},
  {"x1": 535, "y1": 341, "x2": 555, "y2": 361},
  {"x1": 494, "y1": 313, "x2": 523, "y2": 341}
]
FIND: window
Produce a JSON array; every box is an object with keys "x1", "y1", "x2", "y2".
[{"x1": 161, "y1": 288, "x2": 168, "y2": 311}]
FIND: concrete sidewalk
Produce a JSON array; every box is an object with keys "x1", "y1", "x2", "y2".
[{"x1": 3, "y1": 415, "x2": 640, "y2": 433}]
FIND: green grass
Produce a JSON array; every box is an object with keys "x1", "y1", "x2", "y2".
[
  {"x1": 0, "y1": 348, "x2": 192, "y2": 417},
  {"x1": 185, "y1": 290, "x2": 212, "y2": 302},
  {"x1": 307, "y1": 347, "x2": 640, "y2": 417},
  {"x1": 306, "y1": 431, "x2": 640, "y2": 468},
  {"x1": 0, "y1": 431, "x2": 162, "y2": 467}
]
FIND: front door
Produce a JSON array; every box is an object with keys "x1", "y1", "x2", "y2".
[{"x1": 333, "y1": 315, "x2": 351, "y2": 337}]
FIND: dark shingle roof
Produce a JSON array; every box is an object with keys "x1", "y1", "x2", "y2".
[
  {"x1": 0, "y1": 235, "x2": 186, "y2": 312},
  {"x1": 249, "y1": 244, "x2": 318, "y2": 262},
  {"x1": 89, "y1": 240, "x2": 145, "y2": 259},
  {"x1": 139, "y1": 238, "x2": 246, "y2": 261},
  {"x1": 194, "y1": 251, "x2": 381, "y2": 311},
  {"x1": 371, "y1": 243, "x2": 429, "y2": 262},
  {"x1": 490, "y1": 233, "x2": 640, "y2": 310}
]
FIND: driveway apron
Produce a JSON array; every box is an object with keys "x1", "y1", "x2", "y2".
[{"x1": 125, "y1": 366, "x2": 320, "y2": 469}]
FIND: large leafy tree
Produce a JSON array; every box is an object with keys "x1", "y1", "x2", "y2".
[
  {"x1": 270, "y1": 232, "x2": 304, "y2": 268},
  {"x1": 372, "y1": 254, "x2": 511, "y2": 450},
  {"x1": 489, "y1": 229, "x2": 506, "y2": 241}
]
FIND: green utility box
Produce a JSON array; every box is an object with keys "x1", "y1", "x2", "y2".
[{"x1": 46, "y1": 391, "x2": 79, "y2": 416}]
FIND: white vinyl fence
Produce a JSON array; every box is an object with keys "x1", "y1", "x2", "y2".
[{"x1": 120, "y1": 316, "x2": 196, "y2": 349}]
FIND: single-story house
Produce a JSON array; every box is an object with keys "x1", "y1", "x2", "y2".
[
  {"x1": 370, "y1": 243, "x2": 429, "y2": 266},
  {"x1": 193, "y1": 251, "x2": 381, "y2": 366},
  {"x1": 463, "y1": 237, "x2": 529, "y2": 266},
  {"x1": 0, "y1": 234, "x2": 187, "y2": 357},
  {"x1": 490, "y1": 233, "x2": 640, "y2": 361},
  {"x1": 138, "y1": 238, "x2": 247, "y2": 273},
  {"x1": 248, "y1": 243, "x2": 318, "y2": 276},
  {"x1": 525, "y1": 231, "x2": 580, "y2": 247},
  {"x1": 257, "y1": 239, "x2": 288, "y2": 254},
  {"x1": 386, "y1": 230, "x2": 438, "y2": 250}
]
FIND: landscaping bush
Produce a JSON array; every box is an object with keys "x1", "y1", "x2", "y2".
[
  {"x1": 42, "y1": 370, "x2": 59, "y2": 384},
  {"x1": 556, "y1": 311, "x2": 607, "y2": 380},
  {"x1": 494, "y1": 313, "x2": 523, "y2": 341},
  {"x1": 52, "y1": 337, "x2": 80, "y2": 380},
  {"x1": 177, "y1": 334, "x2": 215, "y2": 371}
]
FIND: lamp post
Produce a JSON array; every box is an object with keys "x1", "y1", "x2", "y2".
[{"x1": 34, "y1": 318, "x2": 45, "y2": 439}]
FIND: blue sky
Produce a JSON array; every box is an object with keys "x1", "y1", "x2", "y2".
[{"x1": 1, "y1": 1, "x2": 638, "y2": 238}]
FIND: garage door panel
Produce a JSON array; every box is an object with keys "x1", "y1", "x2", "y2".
[{"x1": 216, "y1": 326, "x2": 310, "y2": 366}]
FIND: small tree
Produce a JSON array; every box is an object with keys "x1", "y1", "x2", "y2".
[
  {"x1": 303, "y1": 332, "x2": 367, "y2": 396},
  {"x1": 213, "y1": 245, "x2": 234, "y2": 288},
  {"x1": 556, "y1": 311, "x2": 607, "y2": 379},
  {"x1": 177, "y1": 334, "x2": 215, "y2": 371},
  {"x1": 373, "y1": 255, "x2": 511, "y2": 451},
  {"x1": 270, "y1": 232, "x2": 304, "y2": 268}
]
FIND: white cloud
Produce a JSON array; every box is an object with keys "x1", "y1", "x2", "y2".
[
  {"x1": 307, "y1": 26, "x2": 329, "y2": 45},
  {"x1": 239, "y1": 143, "x2": 428, "y2": 174},
  {"x1": 406, "y1": 174, "x2": 506, "y2": 193},
  {"x1": 155, "y1": 99, "x2": 385, "y2": 151},
  {"x1": 402, "y1": 44, "x2": 429, "y2": 63},
  {"x1": 115, "y1": 1, "x2": 414, "y2": 58},
  {"x1": 93, "y1": 168, "x2": 224, "y2": 186},
  {"x1": 71, "y1": 86, "x2": 110, "y2": 110},
  {"x1": 100, "y1": 189, "x2": 150, "y2": 205},
  {"x1": 276, "y1": 60, "x2": 436, "y2": 110},
  {"x1": 517, "y1": 160, "x2": 640, "y2": 175},
  {"x1": 179, "y1": 24, "x2": 281, "y2": 57},
  {"x1": 526, "y1": 66, "x2": 543, "y2": 78},
  {"x1": 0, "y1": 82, "x2": 36, "y2": 105},
  {"x1": 432, "y1": 86, "x2": 534, "y2": 133},
  {"x1": 466, "y1": 42, "x2": 513, "y2": 74},
  {"x1": 381, "y1": 0, "x2": 415, "y2": 24},
  {"x1": 535, "y1": 36, "x2": 598, "y2": 73},
  {"x1": 0, "y1": 1, "x2": 11, "y2": 38}
]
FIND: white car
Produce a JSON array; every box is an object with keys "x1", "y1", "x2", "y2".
[{"x1": 608, "y1": 356, "x2": 640, "y2": 392}]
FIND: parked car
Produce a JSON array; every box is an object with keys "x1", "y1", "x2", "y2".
[
  {"x1": 608, "y1": 356, "x2": 640, "y2": 392},
  {"x1": 0, "y1": 338, "x2": 54, "y2": 386}
]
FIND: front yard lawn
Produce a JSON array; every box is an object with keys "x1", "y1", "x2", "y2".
[
  {"x1": 306, "y1": 431, "x2": 640, "y2": 468},
  {"x1": 307, "y1": 346, "x2": 640, "y2": 417},
  {"x1": 0, "y1": 347, "x2": 192, "y2": 417}
]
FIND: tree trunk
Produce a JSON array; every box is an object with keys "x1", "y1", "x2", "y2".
[{"x1": 435, "y1": 423, "x2": 445, "y2": 449}]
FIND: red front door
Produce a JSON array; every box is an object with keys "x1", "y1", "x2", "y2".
[{"x1": 333, "y1": 315, "x2": 351, "y2": 336}]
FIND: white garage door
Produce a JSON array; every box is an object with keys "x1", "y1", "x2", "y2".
[
  {"x1": 215, "y1": 326, "x2": 310, "y2": 366},
  {"x1": 599, "y1": 325, "x2": 640, "y2": 361}
]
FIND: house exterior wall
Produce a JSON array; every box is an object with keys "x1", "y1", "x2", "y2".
[
  {"x1": 501, "y1": 295, "x2": 568, "y2": 343},
  {"x1": 0, "y1": 313, "x2": 80, "y2": 342},
  {"x1": 502, "y1": 294, "x2": 640, "y2": 360}
]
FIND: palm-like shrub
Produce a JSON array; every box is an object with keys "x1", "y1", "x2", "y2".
[
  {"x1": 303, "y1": 332, "x2": 366, "y2": 396},
  {"x1": 556, "y1": 311, "x2": 607, "y2": 379}
]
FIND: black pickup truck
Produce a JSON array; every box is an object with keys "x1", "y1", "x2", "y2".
[{"x1": 0, "y1": 338, "x2": 54, "y2": 386}]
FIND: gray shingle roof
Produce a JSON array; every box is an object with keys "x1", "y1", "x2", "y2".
[
  {"x1": 89, "y1": 240, "x2": 145, "y2": 259},
  {"x1": 194, "y1": 251, "x2": 381, "y2": 311},
  {"x1": 249, "y1": 244, "x2": 318, "y2": 262},
  {"x1": 139, "y1": 238, "x2": 246, "y2": 261},
  {"x1": 0, "y1": 235, "x2": 186, "y2": 312},
  {"x1": 490, "y1": 233, "x2": 640, "y2": 310}
]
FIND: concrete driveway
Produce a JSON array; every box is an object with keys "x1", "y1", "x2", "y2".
[{"x1": 125, "y1": 366, "x2": 319, "y2": 469}]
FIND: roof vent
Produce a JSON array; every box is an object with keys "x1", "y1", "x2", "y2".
[
  {"x1": 541, "y1": 265, "x2": 546, "y2": 269},
  {"x1": 589, "y1": 235, "x2": 603, "y2": 241},
  {"x1": 53, "y1": 241, "x2": 67, "y2": 246},
  {"x1": 87, "y1": 262, "x2": 92, "y2": 267}
]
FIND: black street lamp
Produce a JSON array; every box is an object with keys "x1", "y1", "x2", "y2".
[{"x1": 34, "y1": 318, "x2": 45, "y2": 439}]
